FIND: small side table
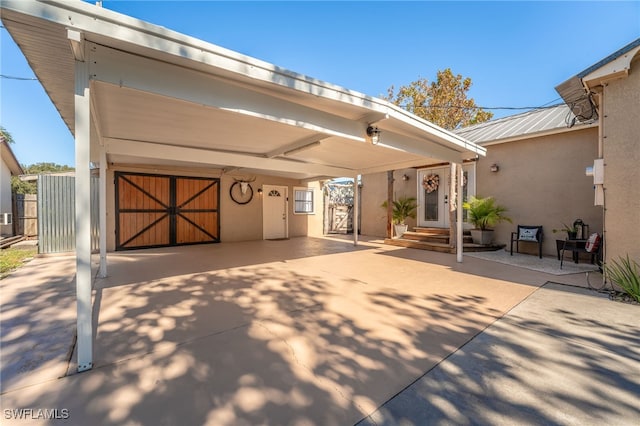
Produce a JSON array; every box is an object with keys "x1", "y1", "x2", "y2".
[{"x1": 558, "y1": 239, "x2": 594, "y2": 269}]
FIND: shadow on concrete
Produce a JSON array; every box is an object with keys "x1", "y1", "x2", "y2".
[
  {"x1": 1, "y1": 237, "x2": 535, "y2": 424},
  {"x1": 1, "y1": 257, "x2": 77, "y2": 393},
  {"x1": 358, "y1": 283, "x2": 640, "y2": 425}
]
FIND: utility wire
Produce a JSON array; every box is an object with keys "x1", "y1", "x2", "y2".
[{"x1": 1, "y1": 74, "x2": 38, "y2": 81}]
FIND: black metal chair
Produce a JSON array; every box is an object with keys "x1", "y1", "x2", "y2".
[{"x1": 510, "y1": 225, "x2": 543, "y2": 258}]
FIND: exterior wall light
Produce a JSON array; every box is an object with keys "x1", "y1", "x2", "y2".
[
  {"x1": 402, "y1": 174, "x2": 410, "y2": 181},
  {"x1": 490, "y1": 164, "x2": 499, "y2": 172},
  {"x1": 366, "y1": 126, "x2": 381, "y2": 145}
]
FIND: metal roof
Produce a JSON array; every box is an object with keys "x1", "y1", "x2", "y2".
[{"x1": 454, "y1": 105, "x2": 596, "y2": 145}]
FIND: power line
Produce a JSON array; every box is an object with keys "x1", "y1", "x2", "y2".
[
  {"x1": 1, "y1": 74, "x2": 38, "y2": 81},
  {"x1": 424, "y1": 102, "x2": 565, "y2": 111}
]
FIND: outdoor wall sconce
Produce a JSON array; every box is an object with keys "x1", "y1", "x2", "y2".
[
  {"x1": 257, "y1": 188, "x2": 263, "y2": 194},
  {"x1": 490, "y1": 163, "x2": 499, "y2": 172},
  {"x1": 366, "y1": 125, "x2": 381, "y2": 145},
  {"x1": 402, "y1": 174, "x2": 410, "y2": 181}
]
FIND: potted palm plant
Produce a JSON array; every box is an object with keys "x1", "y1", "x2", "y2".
[
  {"x1": 463, "y1": 196, "x2": 512, "y2": 245},
  {"x1": 382, "y1": 196, "x2": 418, "y2": 238}
]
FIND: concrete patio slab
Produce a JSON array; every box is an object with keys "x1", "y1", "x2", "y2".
[
  {"x1": 2, "y1": 236, "x2": 633, "y2": 425},
  {"x1": 1, "y1": 256, "x2": 78, "y2": 393},
  {"x1": 360, "y1": 283, "x2": 639, "y2": 425}
]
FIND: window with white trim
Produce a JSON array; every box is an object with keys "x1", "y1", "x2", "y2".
[{"x1": 293, "y1": 187, "x2": 314, "y2": 214}]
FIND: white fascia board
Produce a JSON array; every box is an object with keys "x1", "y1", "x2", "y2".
[
  {"x1": 90, "y1": 44, "x2": 366, "y2": 142},
  {"x1": 581, "y1": 44, "x2": 640, "y2": 88},
  {"x1": 2, "y1": 0, "x2": 389, "y2": 115},
  {"x1": 104, "y1": 138, "x2": 355, "y2": 178},
  {"x1": 358, "y1": 158, "x2": 441, "y2": 175},
  {"x1": 384, "y1": 103, "x2": 487, "y2": 157},
  {"x1": 3, "y1": 1, "x2": 482, "y2": 160},
  {"x1": 375, "y1": 132, "x2": 466, "y2": 164}
]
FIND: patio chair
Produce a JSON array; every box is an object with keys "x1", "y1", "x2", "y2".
[{"x1": 510, "y1": 225, "x2": 543, "y2": 258}]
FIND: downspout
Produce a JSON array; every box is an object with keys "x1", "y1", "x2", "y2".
[
  {"x1": 456, "y1": 163, "x2": 464, "y2": 263},
  {"x1": 353, "y1": 175, "x2": 359, "y2": 246},
  {"x1": 595, "y1": 88, "x2": 607, "y2": 280}
]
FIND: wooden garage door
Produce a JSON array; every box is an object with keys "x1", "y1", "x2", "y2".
[{"x1": 115, "y1": 173, "x2": 220, "y2": 250}]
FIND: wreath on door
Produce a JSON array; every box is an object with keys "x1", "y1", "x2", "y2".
[{"x1": 422, "y1": 174, "x2": 439, "y2": 193}]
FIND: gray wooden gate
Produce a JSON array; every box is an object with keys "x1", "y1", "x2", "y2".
[
  {"x1": 37, "y1": 175, "x2": 99, "y2": 254},
  {"x1": 323, "y1": 182, "x2": 360, "y2": 234}
]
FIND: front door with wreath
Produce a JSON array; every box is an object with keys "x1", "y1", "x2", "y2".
[{"x1": 417, "y1": 165, "x2": 475, "y2": 228}]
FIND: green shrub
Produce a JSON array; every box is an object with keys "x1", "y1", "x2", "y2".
[
  {"x1": 462, "y1": 196, "x2": 511, "y2": 230},
  {"x1": 606, "y1": 255, "x2": 640, "y2": 302},
  {"x1": 381, "y1": 196, "x2": 417, "y2": 225}
]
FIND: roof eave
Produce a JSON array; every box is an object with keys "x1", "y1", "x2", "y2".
[{"x1": 1, "y1": 139, "x2": 25, "y2": 175}]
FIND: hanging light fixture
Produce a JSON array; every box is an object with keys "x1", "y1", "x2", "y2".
[{"x1": 366, "y1": 125, "x2": 381, "y2": 145}]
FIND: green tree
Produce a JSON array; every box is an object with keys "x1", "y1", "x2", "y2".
[
  {"x1": 0, "y1": 126, "x2": 15, "y2": 144},
  {"x1": 385, "y1": 68, "x2": 493, "y2": 130},
  {"x1": 11, "y1": 177, "x2": 36, "y2": 195},
  {"x1": 11, "y1": 163, "x2": 75, "y2": 195},
  {"x1": 23, "y1": 162, "x2": 74, "y2": 174}
]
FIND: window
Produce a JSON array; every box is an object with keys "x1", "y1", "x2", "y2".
[{"x1": 294, "y1": 188, "x2": 314, "y2": 214}]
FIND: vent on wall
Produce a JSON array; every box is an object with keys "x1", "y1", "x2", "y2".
[{"x1": 0, "y1": 213, "x2": 12, "y2": 225}]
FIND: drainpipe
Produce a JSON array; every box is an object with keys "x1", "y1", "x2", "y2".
[
  {"x1": 353, "y1": 175, "x2": 359, "y2": 246},
  {"x1": 595, "y1": 88, "x2": 607, "y2": 281},
  {"x1": 456, "y1": 163, "x2": 464, "y2": 263}
]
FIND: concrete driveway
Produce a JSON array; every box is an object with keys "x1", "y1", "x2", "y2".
[{"x1": 1, "y1": 236, "x2": 637, "y2": 425}]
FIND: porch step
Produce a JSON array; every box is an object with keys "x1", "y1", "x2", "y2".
[
  {"x1": 403, "y1": 231, "x2": 473, "y2": 245},
  {"x1": 413, "y1": 227, "x2": 451, "y2": 235},
  {"x1": 384, "y1": 237, "x2": 505, "y2": 253}
]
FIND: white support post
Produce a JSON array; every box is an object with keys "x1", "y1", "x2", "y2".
[
  {"x1": 456, "y1": 163, "x2": 464, "y2": 263},
  {"x1": 98, "y1": 146, "x2": 107, "y2": 278},
  {"x1": 353, "y1": 176, "x2": 359, "y2": 246},
  {"x1": 75, "y1": 54, "x2": 93, "y2": 372}
]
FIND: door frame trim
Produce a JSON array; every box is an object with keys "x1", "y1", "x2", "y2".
[
  {"x1": 262, "y1": 184, "x2": 289, "y2": 240},
  {"x1": 417, "y1": 163, "x2": 476, "y2": 229}
]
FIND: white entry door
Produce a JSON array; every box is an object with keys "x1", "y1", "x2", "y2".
[
  {"x1": 417, "y1": 165, "x2": 475, "y2": 228},
  {"x1": 262, "y1": 185, "x2": 288, "y2": 239},
  {"x1": 418, "y1": 167, "x2": 450, "y2": 228}
]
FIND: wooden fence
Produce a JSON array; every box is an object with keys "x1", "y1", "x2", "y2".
[{"x1": 14, "y1": 194, "x2": 37, "y2": 237}]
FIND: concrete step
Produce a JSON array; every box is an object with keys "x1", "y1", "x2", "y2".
[
  {"x1": 385, "y1": 238, "x2": 505, "y2": 253},
  {"x1": 402, "y1": 231, "x2": 474, "y2": 244},
  {"x1": 412, "y1": 227, "x2": 450, "y2": 235}
]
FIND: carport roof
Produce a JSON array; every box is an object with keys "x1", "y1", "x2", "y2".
[{"x1": 1, "y1": 0, "x2": 485, "y2": 180}]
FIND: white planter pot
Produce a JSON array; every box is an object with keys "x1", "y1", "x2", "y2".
[
  {"x1": 470, "y1": 229, "x2": 493, "y2": 245},
  {"x1": 394, "y1": 224, "x2": 408, "y2": 239}
]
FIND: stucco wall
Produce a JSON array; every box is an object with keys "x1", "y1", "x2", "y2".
[
  {"x1": 476, "y1": 127, "x2": 601, "y2": 256},
  {"x1": 0, "y1": 159, "x2": 13, "y2": 236},
  {"x1": 601, "y1": 55, "x2": 640, "y2": 264},
  {"x1": 361, "y1": 129, "x2": 602, "y2": 256},
  {"x1": 105, "y1": 165, "x2": 322, "y2": 251},
  {"x1": 361, "y1": 168, "x2": 418, "y2": 238}
]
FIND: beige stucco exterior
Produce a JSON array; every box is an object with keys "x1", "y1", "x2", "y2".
[
  {"x1": 599, "y1": 53, "x2": 640, "y2": 264},
  {"x1": 361, "y1": 168, "x2": 418, "y2": 238},
  {"x1": 105, "y1": 164, "x2": 323, "y2": 251},
  {"x1": 476, "y1": 127, "x2": 602, "y2": 256},
  {"x1": 360, "y1": 127, "x2": 602, "y2": 257}
]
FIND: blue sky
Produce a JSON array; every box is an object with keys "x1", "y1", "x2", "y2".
[{"x1": 1, "y1": 1, "x2": 639, "y2": 167}]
